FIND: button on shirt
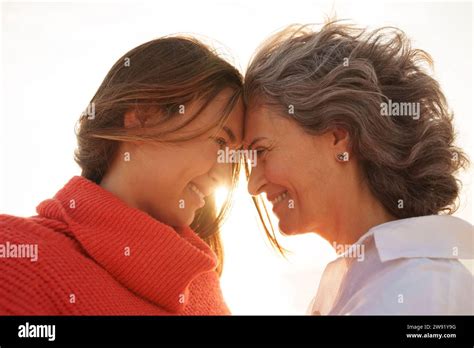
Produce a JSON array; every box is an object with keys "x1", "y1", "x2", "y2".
[{"x1": 308, "y1": 215, "x2": 473, "y2": 315}]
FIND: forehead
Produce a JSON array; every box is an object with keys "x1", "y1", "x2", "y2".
[
  {"x1": 186, "y1": 89, "x2": 244, "y2": 144},
  {"x1": 243, "y1": 103, "x2": 282, "y2": 145},
  {"x1": 223, "y1": 97, "x2": 245, "y2": 144}
]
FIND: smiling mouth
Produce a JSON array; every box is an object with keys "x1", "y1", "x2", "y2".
[
  {"x1": 188, "y1": 182, "x2": 206, "y2": 208},
  {"x1": 189, "y1": 182, "x2": 205, "y2": 200},
  {"x1": 270, "y1": 191, "x2": 288, "y2": 205}
]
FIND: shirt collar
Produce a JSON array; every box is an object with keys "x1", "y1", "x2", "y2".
[
  {"x1": 36, "y1": 176, "x2": 218, "y2": 313},
  {"x1": 362, "y1": 215, "x2": 473, "y2": 262},
  {"x1": 308, "y1": 215, "x2": 472, "y2": 315}
]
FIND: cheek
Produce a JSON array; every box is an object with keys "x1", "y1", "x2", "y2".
[
  {"x1": 264, "y1": 146, "x2": 313, "y2": 191},
  {"x1": 187, "y1": 142, "x2": 218, "y2": 174},
  {"x1": 169, "y1": 143, "x2": 218, "y2": 189},
  {"x1": 263, "y1": 153, "x2": 291, "y2": 187},
  {"x1": 129, "y1": 145, "x2": 197, "y2": 193},
  {"x1": 267, "y1": 146, "x2": 332, "y2": 207},
  {"x1": 298, "y1": 151, "x2": 340, "y2": 219}
]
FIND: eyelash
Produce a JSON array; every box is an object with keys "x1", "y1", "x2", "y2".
[
  {"x1": 215, "y1": 137, "x2": 228, "y2": 149},
  {"x1": 255, "y1": 148, "x2": 267, "y2": 157}
]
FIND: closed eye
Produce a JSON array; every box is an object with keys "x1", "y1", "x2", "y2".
[
  {"x1": 255, "y1": 148, "x2": 267, "y2": 157},
  {"x1": 215, "y1": 137, "x2": 228, "y2": 149}
]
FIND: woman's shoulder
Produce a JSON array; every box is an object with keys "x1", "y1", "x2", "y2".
[
  {"x1": 0, "y1": 212, "x2": 79, "y2": 249},
  {"x1": 336, "y1": 257, "x2": 473, "y2": 315},
  {"x1": 0, "y1": 213, "x2": 91, "y2": 314},
  {"x1": 331, "y1": 214, "x2": 474, "y2": 315},
  {"x1": 371, "y1": 256, "x2": 472, "y2": 286}
]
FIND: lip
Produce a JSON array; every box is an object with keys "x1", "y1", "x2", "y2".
[
  {"x1": 188, "y1": 183, "x2": 205, "y2": 208},
  {"x1": 190, "y1": 181, "x2": 212, "y2": 198},
  {"x1": 272, "y1": 196, "x2": 288, "y2": 213},
  {"x1": 266, "y1": 190, "x2": 288, "y2": 203}
]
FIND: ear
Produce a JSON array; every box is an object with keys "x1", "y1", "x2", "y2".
[
  {"x1": 331, "y1": 127, "x2": 350, "y2": 152},
  {"x1": 123, "y1": 109, "x2": 147, "y2": 128}
]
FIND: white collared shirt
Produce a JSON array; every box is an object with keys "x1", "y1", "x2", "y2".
[{"x1": 307, "y1": 215, "x2": 474, "y2": 315}]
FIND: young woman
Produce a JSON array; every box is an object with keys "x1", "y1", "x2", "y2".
[
  {"x1": 0, "y1": 36, "x2": 244, "y2": 315},
  {"x1": 243, "y1": 22, "x2": 473, "y2": 315}
]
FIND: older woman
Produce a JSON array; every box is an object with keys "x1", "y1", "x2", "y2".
[{"x1": 243, "y1": 22, "x2": 473, "y2": 315}]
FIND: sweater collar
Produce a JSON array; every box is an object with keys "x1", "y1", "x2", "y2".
[{"x1": 36, "y1": 176, "x2": 218, "y2": 313}]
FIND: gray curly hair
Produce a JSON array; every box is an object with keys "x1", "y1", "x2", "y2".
[{"x1": 244, "y1": 21, "x2": 468, "y2": 219}]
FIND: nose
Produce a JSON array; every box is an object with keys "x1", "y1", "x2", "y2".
[{"x1": 247, "y1": 162, "x2": 265, "y2": 196}]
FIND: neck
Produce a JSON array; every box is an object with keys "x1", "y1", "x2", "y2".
[
  {"x1": 99, "y1": 169, "x2": 141, "y2": 212},
  {"x1": 326, "y1": 185, "x2": 396, "y2": 248}
]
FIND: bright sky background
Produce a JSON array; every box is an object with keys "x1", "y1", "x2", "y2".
[{"x1": 1, "y1": 0, "x2": 472, "y2": 314}]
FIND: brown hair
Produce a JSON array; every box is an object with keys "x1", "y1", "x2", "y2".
[
  {"x1": 74, "y1": 36, "x2": 243, "y2": 274},
  {"x1": 244, "y1": 21, "x2": 469, "y2": 250}
]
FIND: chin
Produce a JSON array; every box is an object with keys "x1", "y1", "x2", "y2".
[
  {"x1": 278, "y1": 215, "x2": 310, "y2": 236},
  {"x1": 278, "y1": 220, "x2": 298, "y2": 236},
  {"x1": 176, "y1": 210, "x2": 195, "y2": 227},
  {"x1": 156, "y1": 209, "x2": 195, "y2": 229}
]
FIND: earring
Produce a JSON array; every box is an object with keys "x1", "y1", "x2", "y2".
[{"x1": 336, "y1": 152, "x2": 349, "y2": 162}]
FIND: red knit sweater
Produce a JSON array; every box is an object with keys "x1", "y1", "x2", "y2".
[{"x1": 0, "y1": 176, "x2": 230, "y2": 315}]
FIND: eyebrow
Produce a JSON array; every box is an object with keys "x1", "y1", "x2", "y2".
[{"x1": 223, "y1": 126, "x2": 237, "y2": 143}]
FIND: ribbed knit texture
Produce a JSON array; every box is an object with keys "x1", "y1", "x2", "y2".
[{"x1": 0, "y1": 176, "x2": 230, "y2": 315}]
